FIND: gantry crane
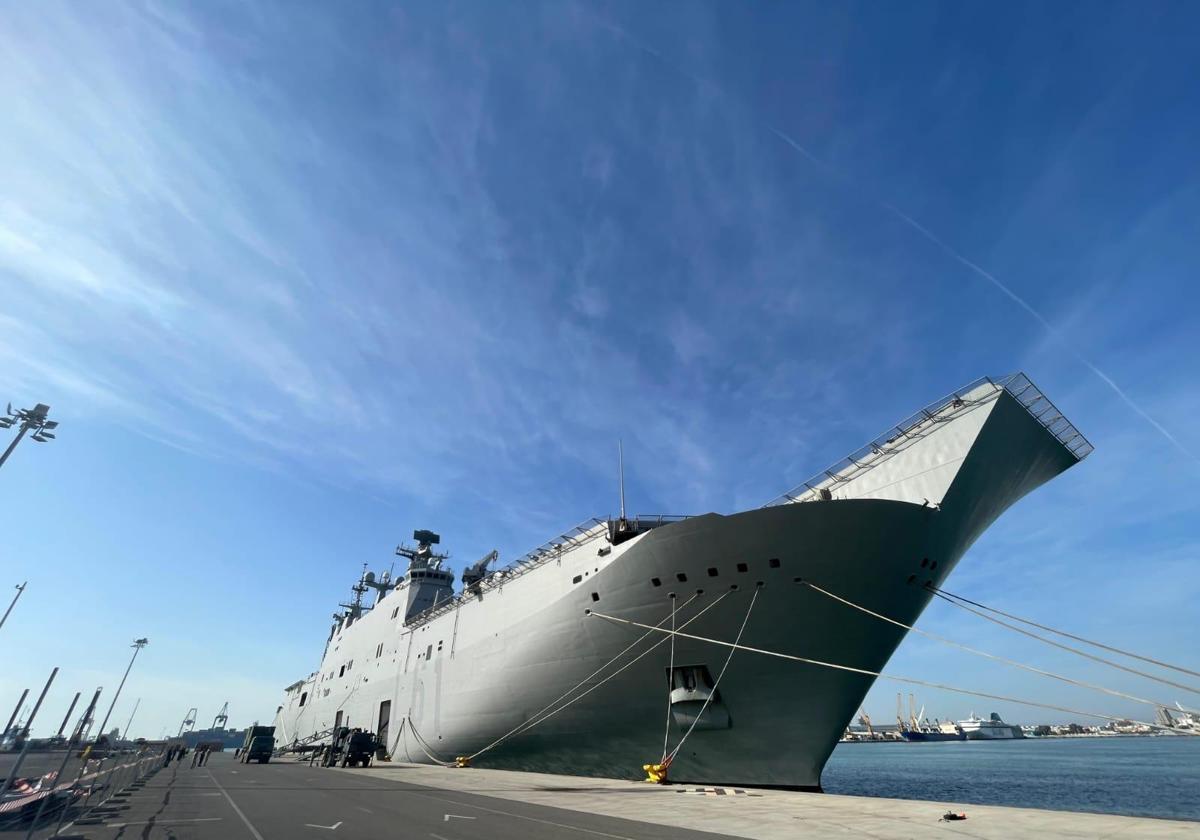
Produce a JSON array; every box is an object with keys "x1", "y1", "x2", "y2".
[{"x1": 212, "y1": 702, "x2": 229, "y2": 731}]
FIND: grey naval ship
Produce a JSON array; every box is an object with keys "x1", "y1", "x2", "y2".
[{"x1": 274, "y1": 373, "x2": 1091, "y2": 789}]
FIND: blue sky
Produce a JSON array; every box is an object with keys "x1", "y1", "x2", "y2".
[{"x1": 2, "y1": 1, "x2": 1198, "y2": 740}]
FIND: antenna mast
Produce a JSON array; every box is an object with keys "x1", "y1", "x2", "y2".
[
  {"x1": 339, "y1": 563, "x2": 370, "y2": 619},
  {"x1": 618, "y1": 440, "x2": 626, "y2": 520}
]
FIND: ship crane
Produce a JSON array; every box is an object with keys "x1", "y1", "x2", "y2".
[
  {"x1": 212, "y1": 702, "x2": 229, "y2": 731},
  {"x1": 463, "y1": 550, "x2": 499, "y2": 592}
]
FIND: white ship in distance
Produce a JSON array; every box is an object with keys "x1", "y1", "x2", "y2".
[
  {"x1": 958, "y1": 712, "x2": 1024, "y2": 740},
  {"x1": 274, "y1": 373, "x2": 1090, "y2": 788}
]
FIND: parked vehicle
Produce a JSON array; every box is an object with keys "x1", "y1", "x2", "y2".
[
  {"x1": 240, "y1": 725, "x2": 276, "y2": 763},
  {"x1": 320, "y1": 727, "x2": 377, "y2": 768},
  {"x1": 341, "y1": 730, "x2": 377, "y2": 768}
]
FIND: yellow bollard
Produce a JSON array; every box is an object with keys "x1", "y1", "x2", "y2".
[
  {"x1": 642, "y1": 762, "x2": 670, "y2": 784},
  {"x1": 454, "y1": 756, "x2": 471, "y2": 768}
]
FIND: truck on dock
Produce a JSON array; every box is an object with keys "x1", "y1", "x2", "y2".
[
  {"x1": 240, "y1": 725, "x2": 276, "y2": 764},
  {"x1": 340, "y1": 729, "x2": 377, "y2": 768},
  {"x1": 319, "y1": 727, "x2": 377, "y2": 768}
]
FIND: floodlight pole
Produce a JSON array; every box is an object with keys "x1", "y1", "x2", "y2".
[
  {"x1": 94, "y1": 639, "x2": 148, "y2": 744},
  {"x1": 0, "y1": 667, "x2": 58, "y2": 802},
  {"x1": 122, "y1": 697, "x2": 141, "y2": 740},
  {"x1": 0, "y1": 424, "x2": 31, "y2": 469},
  {"x1": 56, "y1": 691, "x2": 82, "y2": 740},
  {"x1": 0, "y1": 581, "x2": 26, "y2": 633},
  {"x1": 0, "y1": 402, "x2": 58, "y2": 470}
]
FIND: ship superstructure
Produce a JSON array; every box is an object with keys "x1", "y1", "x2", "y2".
[{"x1": 274, "y1": 373, "x2": 1089, "y2": 788}]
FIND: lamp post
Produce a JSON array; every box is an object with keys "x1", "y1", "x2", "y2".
[
  {"x1": 94, "y1": 638, "x2": 148, "y2": 745},
  {"x1": 0, "y1": 581, "x2": 26, "y2": 633},
  {"x1": 0, "y1": 668, "x2": 58, "y2": 802},
  {"x1": 0, "y1": 403, "x2": 58, "y2": 470},
  {"x1": 122, "y1": 697, "x2": 141, "y2": 741}
]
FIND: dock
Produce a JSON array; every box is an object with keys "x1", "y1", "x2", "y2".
[{"x1": 7, "y1": 753, "x2": 1196, "y2": 839}]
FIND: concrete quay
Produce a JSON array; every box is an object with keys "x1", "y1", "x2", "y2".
[
  {"x1": 345, "y1": 760, "x2": 1200, "y2": 840},
  {"x1": 5, "y1": 753, "x2": 1195, "y2": 839}
]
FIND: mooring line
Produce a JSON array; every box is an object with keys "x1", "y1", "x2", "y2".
[
  {"x1": 587, "y1": 610, "x2": 1199, "y2": 736},
  {"x1": 800, "y1": 580, "x2": 1175, "y2": 711},
  {"x1": 467, "y1": 592, "x2": 727, "y2": 761},
  {"x1": 928, "y1": 589, "x2": 1200, "y2": 697},
  {"x1": 931, "y1": 585, "x2": 1200, "y2": 680},
  {"x1": 665, "y1": 589, "x2": 758, "y2": 764}
]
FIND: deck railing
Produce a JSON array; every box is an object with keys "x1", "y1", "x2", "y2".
[
  {"x1": 402, "y1": 514, "x2": 690, "y2": 629},
  {"x1": 998, "y1": 372, "x2": 1094, "y2": 460},
  {"x1": 763, "y1": 372, "x2": 1092, "y2": 508}
]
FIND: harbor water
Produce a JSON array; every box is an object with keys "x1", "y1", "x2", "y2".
[{"x1": 823, "y1": 736, "x2": 1200, "y2": 822}]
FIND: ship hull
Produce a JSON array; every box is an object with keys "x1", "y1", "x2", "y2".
[
  {"x1": 961, "y1": 725, "x2": 1022, "y2": 740},
  {"x1": 963, "y1": 730, "x2": 1018, "y2": 740},
  {"x1": 274, "y1": 379, "x2": 1083, "y2": 788},
  {"x1": 901, "y1": 730, "x2": 966, "y2": 742}
]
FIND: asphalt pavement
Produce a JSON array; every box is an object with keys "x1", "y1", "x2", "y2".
[{"x1": 17, "y1": 753, "x2": 739, "y2": 840}]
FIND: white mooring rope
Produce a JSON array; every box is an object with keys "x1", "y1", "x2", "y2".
[
  {"x1": 660, "y1": 594, "x2": 678, "y2": 763},
  {"x1": 801, "y1": 580, "x2": 1176, "y2": 712},
  {"x1": 665, "y1": 588, "x2": 758, "y2": 765},
  {"x1": 587, "y1": 610, "x2": 1200, "y2": 736},
  {"x1": 932, "y1": 585, "x2": 1200, "y2": 680},
  {"x1": 928, "y1": 589, "x2": 1200, "y2": 697},
  {"x1": 465, "y1": 591, "x2": 727, "y2": 761},
  {"x1": 405, "y1": 715, "x2": 456, "y2": 767}
]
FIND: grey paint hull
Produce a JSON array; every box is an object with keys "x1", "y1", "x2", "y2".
[{"x1": 275, "y1": 381, "x2": 1084, "y2": 788}]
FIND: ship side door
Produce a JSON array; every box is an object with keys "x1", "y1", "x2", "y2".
[{"x1": 377, "y1": 701, "x2": 391, "y2": 757}]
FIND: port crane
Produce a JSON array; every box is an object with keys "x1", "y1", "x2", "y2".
[
  {"x1": 212, "y1": 702, "x2": 229, "y2": 731},
  {"x1": 177, "y1": 707, "x2": 197, "y2": 737},
  {"x1": 857, "y1": 708, "x2": 876, "y2": 740}
]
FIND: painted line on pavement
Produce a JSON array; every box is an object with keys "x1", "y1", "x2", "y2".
[
  {"x1": 106, "y1": 817, "x2": 223, "y2": 827},
  {"x1": 326, "y1": 765, "x2": 644, "y2": 840},
  {"x1": 207, "y1": 769, "x2": 266, "y2": 840},
  {"x1": 403, "y1": 790, "x2": 640, "y2": 840}
]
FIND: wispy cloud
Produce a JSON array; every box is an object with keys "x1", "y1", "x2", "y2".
[
  {"x1": 2, "y1": 2, "x2": 1197, "y2": 735},
  {"x1": 1, "y1": 1, "x2": 892, "y2": 526},
  {"x1": 877, "y1": 199, "x2": 1200, "y2": 466},
  {"x1": 599, "y1": 16, "x2": 1198, "y2": 470}
]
